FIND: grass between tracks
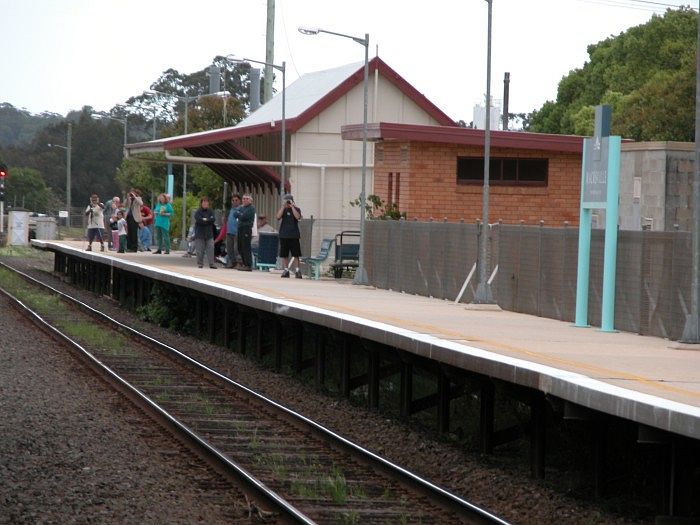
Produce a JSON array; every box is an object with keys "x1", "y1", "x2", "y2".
[{"x1": 0, "y1": 266, "x2": 127, "y2": 352}]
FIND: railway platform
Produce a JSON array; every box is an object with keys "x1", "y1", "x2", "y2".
[
  {"x1": 26, "y1": 239, "x2": 700, "y2": 517},
  {"x1": 31, "y1": 240, "x2": 700, "y2": 440}
]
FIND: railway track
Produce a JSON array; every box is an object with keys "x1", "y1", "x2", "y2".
[{"x1": 0, "y1": 261, "x2": 510, "y2": 525}]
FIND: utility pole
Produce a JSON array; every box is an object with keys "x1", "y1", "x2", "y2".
[
  {"x1": 475, "y1": 0, "x2": 495, "y2": 303},
  {"x1": 66, "y1": 122, "x2": 72, "y2": 228},
  {"x1": 264, "y1": 0, "x2": 275, "y2": 103},
  {"x1": 680, "y1": 1, "x2": 700, "y2": 342}
]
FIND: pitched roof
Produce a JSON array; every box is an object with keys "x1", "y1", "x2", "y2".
[{"x1": 124, "y1": 57, "x2": 458, "y2": 190}]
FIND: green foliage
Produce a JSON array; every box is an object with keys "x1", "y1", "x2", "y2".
[
  {"x1": 0, "y1": 103, "x2": 63, "y2": 147},
  {"x1": 137, "y1": 282, "x2": 195, "y2": 333},
  {"x1": 190, "y1": 164, "x2": 225, "y2": 205},
  {"x1": 527, "y1": 8, "x2": 697, "y2": 141},
  {"x1": 170, "y1": 193, "x2": 200, "y2": 240},
  {"x1": 115, "y1": 155, "x2": 166, "y2": 198},
  {"x1": 3, "y1": 167, "x2": 51, "y2": 212},
  {"x1": 349, "y1": 194, "x2": 406, "y2": 220}
]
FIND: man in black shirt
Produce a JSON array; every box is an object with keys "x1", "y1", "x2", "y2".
[
  {"x1": 234, "y1": 194, "x2": 256, "y2": 271},
  {"x1": 276, "y1": 193, "x2": 303, "y2": 278},
  {"x1": 193, "y1": 197, "x2": 217, "y2": 269}
]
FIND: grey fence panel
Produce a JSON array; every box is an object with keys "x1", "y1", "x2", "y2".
[
  {"x1": 514, "y1": 227, "x2": 542, "y2": 316},
  {"x1": 539, "y1": 228, "x2": 566, "y2": 321},
  {"x1": 586, "y1": 229, "x2": 605, "y2": 328},
  {"x1": 364, "y1": 220, "x2": 693, "y2": 341},
  {"x1": 615, "y1": 231, "x2": 643, "y2": 334},
  {"x1": 495, "y1": 225, "x2": 521, "y2": 312},
  {"x1": 365, "y1": 220, "x2": 387, "y2": 288},
  {"x1": 451, "y1": 223, "x2": 480, "y2": 303},
  {"x1": 561, "y1": 226, "x2": 578, "y2": 322},
  {"x1": 669, "y1": 232, "x2": 692, "y2": 340}
]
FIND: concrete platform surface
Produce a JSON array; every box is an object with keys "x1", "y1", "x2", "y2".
[{"x1": 32, "y1": 241, "x2": 700, "y2": 440}]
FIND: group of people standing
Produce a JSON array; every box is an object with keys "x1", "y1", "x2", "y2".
[
  {"x1": 85, "y1": 187, "x2": 303, "y2": 278},
  {"x1": 194, "y1": 193, "x2": 257, "y2": 270},
  {"x1": 84, "y1": 189, "x2": 173, "y2": 254},
  {"x1": 194, "y1": 192, "x2": 303, "y2": 277}
]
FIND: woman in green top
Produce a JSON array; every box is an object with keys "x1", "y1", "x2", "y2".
[{"x1": 153, "y1": 193, "x2": 174, "y2": 254}]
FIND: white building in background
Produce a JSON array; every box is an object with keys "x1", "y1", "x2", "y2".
[
  {"x1": 234, "y1": 58, "x2": 456, "y2": 232},
  {"x1": 472, "y1": 97, "x2": 502, "y2": 130},
  {"x1": 125, "y1": 57, "x2": 456, "y2": 247}
]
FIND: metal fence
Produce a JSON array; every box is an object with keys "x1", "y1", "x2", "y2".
[{"x1": 364, "y1": 220, "x2": 692, "y2": 341}]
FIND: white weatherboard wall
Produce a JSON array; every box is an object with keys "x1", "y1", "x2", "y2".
[{"x1": 289, "y1": 72, "x2": 446, "y2": 248}]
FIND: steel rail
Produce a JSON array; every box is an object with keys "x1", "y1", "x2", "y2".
[
  {"x1": 0, "y1": 261, "x2": 511, "y2": 525},
  {"x1": 0, "y1": 277, "x2": 313, "y2": 525}
]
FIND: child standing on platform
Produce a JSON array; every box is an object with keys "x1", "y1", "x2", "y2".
[{"x1": 116, "y1": 210, "x2": 128, "y2": 253}]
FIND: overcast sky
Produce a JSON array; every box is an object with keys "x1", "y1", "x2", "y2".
[{"x1": 1, "y1": 0, "x2": 693, "y2": 123}]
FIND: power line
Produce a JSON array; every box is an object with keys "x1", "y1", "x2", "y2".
[{"x1": 570, "y1": 0, "x2": 697, "y2": 13}]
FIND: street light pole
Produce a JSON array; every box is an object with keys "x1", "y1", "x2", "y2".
[
  {"x1": 181, "y1": 94, "x2": 189, "y2": 250},
  {"x1": 680, "y1": 0, "x2": 700, "y2": 342},
  {"x1": 225, "y1": 55, "x2": 287, "y2": 204},
  {"x1": 475, "y1": 0, "x2": 495, "y2": 303},
  {"x1": 298, "y1": 27, "x2": 370, "y2": 285},
  {"x1": 48, "y1": 124, "x2": 72, "y2": 228},
  {"x1": 67, "y1": 122, "x2": 71, "y2": 228}
]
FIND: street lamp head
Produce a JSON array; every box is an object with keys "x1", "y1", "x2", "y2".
[{"x1": 298, "y1": 26, "x2": 320, "y2": 35}]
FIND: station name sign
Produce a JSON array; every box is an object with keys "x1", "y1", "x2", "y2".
[{"x1": 582, "y1": 135, "x2": 609, "y2": 208}]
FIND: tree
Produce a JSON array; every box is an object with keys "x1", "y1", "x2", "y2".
[
  {"x1": 527, "y1": 8, "x2": 697, "y2": 141},
  {"x1": 115, "y1": 155, "x2": 167, "y2": 202},
  {"x1": 3, "y1": 167, "x2": 51, "y2": 212}
]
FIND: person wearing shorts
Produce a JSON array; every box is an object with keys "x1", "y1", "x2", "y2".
[
  {"x1": 276, "y1": 193, "x2": 302, "y2": 278},
  {"x1": 84, "y1": 194, "x2": 105, "y2": 252}
]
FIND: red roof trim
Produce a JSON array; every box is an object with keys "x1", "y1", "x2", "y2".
[
  {"x1": 291, "y1": 57, "x2": 456, "y2": 131},
  {"x1": 126, "y1": 58, "x2": 457, "y2": 152},
  {"x1": 341, "y1": 122, "x2": 586, "y2": 153}
]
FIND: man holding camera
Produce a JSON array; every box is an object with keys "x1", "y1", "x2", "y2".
[
  {"x1": 84, "y1": 194, "x2": 105, "y2": 252},
  {"x1": 276, "y1": 193, "x2": 303, "y2": 278}
]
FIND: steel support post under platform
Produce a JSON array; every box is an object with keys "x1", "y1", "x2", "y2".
[
  {"x1": 400, "y1": 362, "x2": 413, "y2": 421},
  {"x1": 480, "y1": 380, "x2": 495, "y2": 454},
  {"x1": 315, "y1": 331, "x2": 326, "y2": 389},
  {"x1": 530, "y1": 393, "x2": 547, "y2": 479},
  {"x1": 340, "y1": 335, "x2": 352, "y2": 398}
]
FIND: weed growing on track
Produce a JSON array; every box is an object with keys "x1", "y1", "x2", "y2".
[
  {"x1": 0, "y1": 268, "x2": 62, "y2": 315},
  {"x1": 56, "y1": 321, "x2": 126, "y2": 352}
]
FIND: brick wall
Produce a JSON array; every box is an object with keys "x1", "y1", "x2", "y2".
[{"x1": 374, "y1": 141, "x2": 582, "y2": 225}]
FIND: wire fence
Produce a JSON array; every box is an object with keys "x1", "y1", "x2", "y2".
[{"x1": 364, "y1": 220, "x2": 692, "y2": 340}]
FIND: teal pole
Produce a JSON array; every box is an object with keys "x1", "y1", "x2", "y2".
[
  {"x1": 166, "y1": 163, "x2": 174, "y2": 197},
  {"x1": 600, "y1": 136, "x2": 621, "y2": 332},
  {"x1": 575, "y1": 141, "x2": 592, "y2": 327},
  {"x1": 575, "y1": 209, "x2": 592, "y2": 327}
]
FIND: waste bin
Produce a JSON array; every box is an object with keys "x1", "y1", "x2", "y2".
[{"x1": 35, "y1": 217, "x2": 58, "y2": 240}]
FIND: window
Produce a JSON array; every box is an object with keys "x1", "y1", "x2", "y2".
[{"x1": 457, "y1": 156, "x2": 548, "y2": 185}]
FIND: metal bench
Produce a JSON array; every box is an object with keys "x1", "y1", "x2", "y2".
[
  {"x1": 301, "y1": 238, "x2": 335, "y2": 280},
  {"x1": 330, "y1": 231, "x2": 360, "y2": 278}
]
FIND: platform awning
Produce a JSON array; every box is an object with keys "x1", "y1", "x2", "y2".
[{"x1": 124, "y1": 124, "x2": 286, "y2": 193}]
